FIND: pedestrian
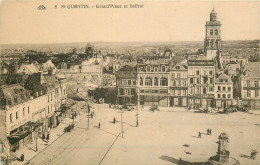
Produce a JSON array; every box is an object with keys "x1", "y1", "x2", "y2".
[
  {"x1": 20, "y1": 154, "x2": 24, "y2": 162},
  {"x1": 198, "y1": 132, "x2": 201, "y2": 138},
  {"x1": 209, "y1": 129, "x2": 212, "y2": 135},
  {"x1": 74, "y1": 112, "x2": 77, "y2": 119},
  {"x1": 98, "y1": 122, "x2": 101, "y2": 128},
  {"x1": 46, "y1": 132, "x2": 50, "y2": 141},
  {"x1": 207, "y1": 129, "x2": 209, "y2": 135},
  {"x1": 113, "y1": 117, "x2": 116, "y2": 124}
]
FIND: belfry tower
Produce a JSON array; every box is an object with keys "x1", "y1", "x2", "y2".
[{"x1": 204, "y1": 9, "x2": 222, "y2": 60}]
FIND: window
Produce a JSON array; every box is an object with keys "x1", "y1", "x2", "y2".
[
  {"x1": 154, "y1": 67, "x2": 158, "y2": 72},
  {"x1": 203, "y1": 87, "x2": 207, "y2": 94},
  {"x1": 177, "y1": 73, "x2": 180, "y2": 78},
  {"x1": 210, "y1": 29, "x2": 213, "y2": 35},
  {"x1": 215, "y1": 29, "x2": 218, "y2": 35},
  {"x1": 218, "y1": 94, "x2": 221, "y2": 98},
  {"x1": 183, "y1": 81, "x2": 186, "y2": 86},
  {"x1": 119, "y1": 88, "x2": 124, "y2": 95},
  {"x1": 140, "y1": 78, "x2": 143, "y2": 86},
  {"x1": 118, "y1": 80, "x2": 122, "y2": 85},
  {"x1": 223, "y1": 94, "x2": 226, "y2": 98},
  {"x1": 16, "y1": 112, "x2": 18, "y2": 119},
  {"x1": 171, "y1": 73, "x2": 175, "y2": 78},
  {"x1": 197, "y1": 78, "x2": 200, "y2": 84},
  {"x1": 210, "y1": 87, "x2": 214, "y2": 92},
  {"x1": 133, "y1": 80, "x2": 136, "y2": 85},
  {"x1": 154, "y1": 77, "x2": 158, "y2": 86},
  {"x1": 228, "y1": 87, "x2": 231, "y2": 92},
  {"x1": 209, "y1": 70, "x2": 213, "y2": 75},
  {"x1": 190, "y1": 78, "x2": 193, "y2": 84},
  {"x1": 48, "y1": 106, "x2": 50, "y2": 114},
  {"x1": 218, "y1": 86, "x2": 221, "y2": 91},
  {"x1": 203, "y1": 77, "x2": 207, "y2": 84},
  {"x1": 228, "y1": 94, "x2": 231, "y2": 98},
  {"x1": 247, "y1": 80, "x2": 250, "y2": 87},
  {"x1": 210, "y1": 78, "x2": 213, "y2": 84},
  {"x1": 255, "y1": 81, "x2": 259, "y2": 87},
  {"x1": 10, "y1": 113, "x2": 13, "y2": 123},
  {"x1": 145, "y1": 77, "x2": 152, "y2": 86},
  {"x1": 255, "y1": 90, "x2": 259, "y2": 97},
  {"x1": 161, "y1": 65, "x2": 166, "y2": 72},
  {"x1": 14, "y1": 97, "x2": 18, "y2": 103},
  {"x1": 223, "y1": 87, "x2": 226, "y2": 91},
  {"x1": 160, "y1": 78, "x2": 168, "y2": 86},
  {"x1": 128, "y1": 80, "x2": 131, "y2": 85},
  {"x1": 28, "y1": 107, "x2": 30, "y2": 114},
  {"x1": 196, "y1": 70, "x2": 200, "y2": 75},
  {"x1": 23, "y1": 108, "x2": 25, "y2": 116},
  {"x1": 48, "y1": 95, "x2": 50, "y2": 102},
  {"x1": 178, "y1": 90, "x2": 181, "y2": 95},
  {"x1": 146, "y1": 66, "x2": 151, "y2": 72},
  {"x1": 247, "y1": 90, "x2": 251, "y2": 97},
  {"x1": 131, "y1": 88, "x2": 135, "y2": 95}
]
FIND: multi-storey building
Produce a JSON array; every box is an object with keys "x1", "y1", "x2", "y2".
[
  {"x1": 0, "y1": 71, "x2": 67, "y2": 155},
  {"x1": 116, "y1": 65, "x2": 137, "y2": 105},
  {"x1": 187, "y1": 60, "x2": 216, "y2": 109},
  {"x1": 215, "y1": 73, "x2": 233, "y2": 108},
  {"x1": 169, "y1": 61, "x2": 188, "y2": 107},
  {"x1": 204, "y1": 9, "x2": 222, "y2": 60},
  {"x1": 220, "y1": 53, "x2": 231, "y2": 66},
  {"x1": 241, "y1": 62, "x2": 260, "y2": 109},
  {"x1": 137, "y1": 60, "x2": 170, "y2": 107}
]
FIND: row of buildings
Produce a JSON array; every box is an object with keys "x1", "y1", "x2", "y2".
[
  {"x1": 116, "y1": 9, "x2": 260, "y2": 110},
  {"x1": 116, "y1": 59, "x2": 260, "y2": 110},
  {"x1": 0, "y1": 69, "x2": 67, "y2": 156}
]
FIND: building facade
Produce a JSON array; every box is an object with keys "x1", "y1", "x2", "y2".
[
  {"x1": 116, "y1": 65, "x2": 137, "y2": 105},
  {"x1": 169, "y1": 62, "x2": 188, "y2": 107},
  {"x1": 187, "y1": 60, "x2": 216, "y2": 109},
  {"x1": 215, "y1": 73, "x2": 233, "y2": 108},
  {"x1": 137, "y1": 60, "x2": 170, "y2": 107},
  {"x1": 241, "y1": 62, "x2": 260, "y2": 110},
  {"x1": 0, "y1": 72, "x2": 67, "y2": 155}
]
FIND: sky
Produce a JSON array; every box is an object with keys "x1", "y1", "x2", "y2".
[{"x1": 0, "y1": 0, "x2": 259, "y2": 44}]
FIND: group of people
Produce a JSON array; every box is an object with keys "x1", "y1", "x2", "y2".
[
  {"x1": 207, "y1": 128, "x2": 212, "y2": 135},
  {"x1": 42, "y1": 132, "x2": 50, "y2": 141},
  {"x1": 198, "y1": 129, "x2": 212, "y2": 138}
]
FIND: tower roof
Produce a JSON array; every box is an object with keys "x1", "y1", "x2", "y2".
[{"x1": 210, "y1": 8, "x2": 217, "y2": 14}]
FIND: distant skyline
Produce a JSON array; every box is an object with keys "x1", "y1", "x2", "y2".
[{"x1": 0, "y1": 0, "x2": 259, "y2": 44}]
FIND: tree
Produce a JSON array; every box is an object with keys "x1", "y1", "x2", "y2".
[{"x1": 235, "y1": 61, "x2": 249, "y2": 99}]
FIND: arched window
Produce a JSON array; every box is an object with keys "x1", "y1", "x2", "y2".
[
  {"x1": 161, "y1": 65, "x2": 166, "y2": 72},
  {"x1": 215, "y1": 29, "x2": 218, "y2": 35},
  {"x1": 145, "y1": 77, "x2": 152, "y2": 86},
  {"x1": 146, "y1": 65, "x2": 151, "y2": 72},
  {"x1": 154, "y1": 67, "x2": 158, "y2": 72},
  {"x1": 154, "y1": 77, "x2": 158, "y2": 86},
  {"x1": 210, "y1": 29, "x2": 213, "y2": 35},
  {"x1": 160, "y1": 77, "x2": 168, "y2": 86},
  {"x1": 140, "y1": 77, "x2": 143, "y2": 86},
  {"x1": 139, "y1": 67, "x2": 144, "y2": 72}
]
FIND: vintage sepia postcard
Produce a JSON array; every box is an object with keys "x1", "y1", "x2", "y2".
[{"x1": 0, "y1": 0, "x2": 259, "y2": 165}]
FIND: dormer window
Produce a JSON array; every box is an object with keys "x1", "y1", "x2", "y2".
[
  {"x1": 176, "y1": 66, "x2": 180, "y2": 69},
  {"x1": 146, "y1": 66, "x2": 151, "y2": 72}
]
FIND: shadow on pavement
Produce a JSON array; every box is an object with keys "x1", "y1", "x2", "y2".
[
  {"x1": 239, "y1": 154, "x2": 251, "y2": 159},
  {"x1": 159, "y1": 155, "x2": 209, "y2": 165}
]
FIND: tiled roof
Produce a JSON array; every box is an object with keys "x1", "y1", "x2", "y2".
[
  {"x1": 216, "y1": 73, "x2": 232, "y2": 83},
  {"x1": 244, "y1": 62, "x2": 260, "y2": 78},
  {"x1": 0, "y1": 84, "x2": 30, "y2": 108}
]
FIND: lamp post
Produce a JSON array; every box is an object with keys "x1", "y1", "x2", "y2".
[{"x1": 121, "y1": 108, "x2": 124, "y2": 138}]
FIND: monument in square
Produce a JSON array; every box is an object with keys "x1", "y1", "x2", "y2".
[{"x1": 209, "y1": 133, "x2": 240, "y2": 165}]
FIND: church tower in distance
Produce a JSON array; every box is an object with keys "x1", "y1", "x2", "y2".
[{"x1": 204, "y1": 9, "x2": 222, "y2": 60}]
